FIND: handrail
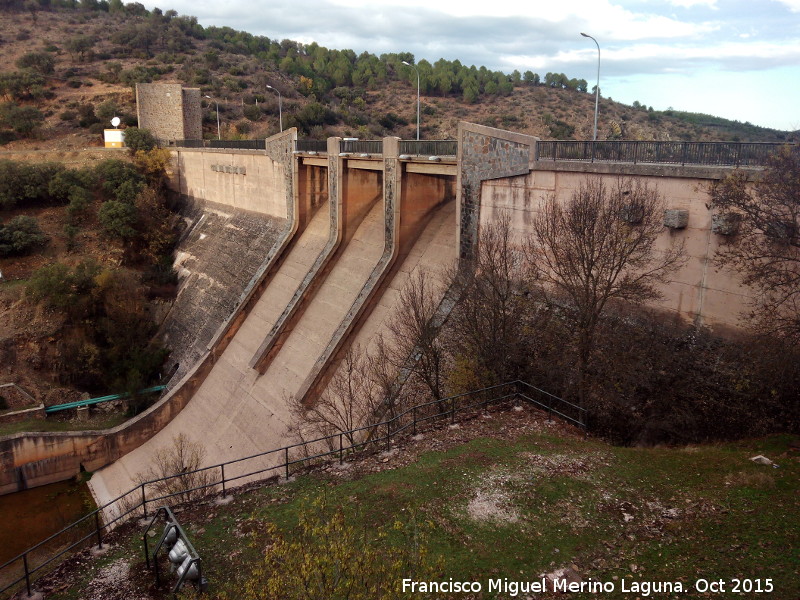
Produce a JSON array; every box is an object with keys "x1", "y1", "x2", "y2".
[
  {"x1": 0, "y1": 380, "x2": 582, "y2": 598},
  {"x1": 340, "y1": 139, "x2": 383, "y2": 155},
  {"x1": 166, "y1": 139, "x2": 267, "y2": 150},
  {"x1": 536, "y1": 141, "x2": 794, "y2": 167},
  {"x1": 44, "y1": 385, "x2": 166, "y2": 414},
  {"x1": 399, "y1": 140, "x2": 457, "y2": 157},
  {"x1": 295, "y1": 139, "x2": 328, "y2": 153}
]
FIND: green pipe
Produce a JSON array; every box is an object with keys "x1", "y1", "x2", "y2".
[{"x1": 45, "y1": 385, "x2": 166, "y2": 413}]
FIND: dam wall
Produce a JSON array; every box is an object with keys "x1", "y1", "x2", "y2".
[
  {"x1": 456, "y1": 122, "x2": 753, "y2": 333},
  {"x1": 1, "y1": 123, "x2": 764, "y2": 497}
]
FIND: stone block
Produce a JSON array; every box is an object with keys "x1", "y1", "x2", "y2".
[
  {"x1": 711, "y1": 212, "x2": 741, "y2": 235},
  {"x1": 620, "y1": 203, "x2": 644, "y2": 224},
  {"x1": 664, "y1": 209, "x2": 689, "y2": 229}
]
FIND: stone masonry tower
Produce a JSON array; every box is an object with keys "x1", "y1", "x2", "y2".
[{"x1": 135, "y1": 83, "x2": 202, "y2": 141}]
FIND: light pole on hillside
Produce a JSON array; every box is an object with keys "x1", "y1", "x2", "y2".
[
  {"x1": 204, "y1": 95, "x2": 220, "y2": 140},
  {"x1": 581, "y1": 32, "x2": 600, "y2": 141},
  {"x1": 266, "y1": 85, "x2": 283, "y2": 132},
  {"x1": 402, "y1": 61, "x2": 420, "y2": 141}
]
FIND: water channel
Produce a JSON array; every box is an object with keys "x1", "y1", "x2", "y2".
[{"x1": 0, "y1": 477, "x2": 95, "y2": 566}]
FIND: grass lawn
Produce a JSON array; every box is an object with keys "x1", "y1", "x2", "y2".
[{"x1": 23, "y1": 406, "x2": 800, "y2": 599}]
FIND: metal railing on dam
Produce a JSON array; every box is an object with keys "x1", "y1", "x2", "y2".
[
  {"x1": 167, "y1": 139, "x2": 266, "y2": 150},
  {"x1": 536, "y1": 140, "x2": 794, "y2": 167},
  {"x1": 295, "y1": 139, "x2": 328, "y2": 153},
  {"x1": 293, "y1": 139, "x2": 458, "y2": 156},
  {"x1": 399, "y1": 140, "x2": 458, "y2": 157},
  {"x1": 340, "y1": 139, "x2": 383, "y2": 154},
  {"x1": 166, "y1": 138, "x2": 457, "y2": 159},
  {"x1": 0, "y1": 380, "x2": 582, "y2": 598}
]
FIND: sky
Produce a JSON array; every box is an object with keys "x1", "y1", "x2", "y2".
[{"x1": 137, "y1": 0, "x2": 800, "y2": 131}]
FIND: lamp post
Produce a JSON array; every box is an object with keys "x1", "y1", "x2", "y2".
[
  {"x1": 580, "y1": 32, "x2": 600, "y2": 141},
  {"x1": 266, "y1": 85, "x2": 283, "y2": 132},
  {"x1": 402, "y1": 61, "x2": 420, "y2": 141},
  {"x1": 204, "y1": 95, "x2": 220, "y2": 140}
]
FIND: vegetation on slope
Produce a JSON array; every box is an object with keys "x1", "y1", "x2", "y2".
[
  {"x1": 23, "y1": 407, "x2": 800, "y2": 599},
  {"x1": 0, "y1": 147, "x2": 178, "y2": 414}
]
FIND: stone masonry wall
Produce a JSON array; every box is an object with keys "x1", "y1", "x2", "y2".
[
  {"x1": 182, "y1": 88, "x2": 202, "y2": 140},
  {"x1": 136, "y1": 83, "x2": 201, "y2": 140},
  {"x1": 457, "y1": 122, "x2": 538, "y2": 260}
]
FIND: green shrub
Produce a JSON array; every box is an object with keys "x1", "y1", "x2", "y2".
[
  {"x1": 15, "y1": 51, "x2": 55, "y2": 75},
  {"x1": 549, "y1": 119, "x2": 575, "y2": 140},
  {"x1": 67, "y1": 187, "x2": 92, "y2": 221},
  {"x1": 0, "y1": 103, "x2": 44, "y2": 137},
  {"x1": 123, "y1": 127, "x2": 156, "y2": 153},
  {"x1": 243, "y1": 103, "x2": 262, "y2": 122},
  {"x1": 0, "y1": 71, "x2": 45, "y2": 101},
  {"x1": 95, "y1": 100, "x2": 119, "y2": 122},
  {"x1": 63, "y1": 223, "x2": 80, "y2": 251},
  {"x1": 114, "y1": 179, "x2": 141, "y2": 203},
  {"x1": 0, "y1": 215, "x2": 48, "y2": 256},
  {"x1": 47, "y1": 167, "x2": 95, "y2": 203},
  {"x1": 94, "y1": 159, "x2": 144, "y2": 199},
  {"x1": 98, "y1": 200, "x2": 138, "y2": 239},
  {"x1": 378, "y1": 112, "x2": 408, "y2": 129},
  {"x1": 26, "y1": 263, "x2": 74, "y2": 308},
  {"x1": 0, "y1": 160, "x2": 65, "y2": 209},
  {"x1": 232, "y1": 498, "x2": 443, "y2": 600},
  {"x1": 77, "y1": 103, "x2": 99, "y2": 128}
]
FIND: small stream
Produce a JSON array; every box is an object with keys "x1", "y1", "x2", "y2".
[{"x1": 0, "y1": 478, "x2": 95, "y2": 566}]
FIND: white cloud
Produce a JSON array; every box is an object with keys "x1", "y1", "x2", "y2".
[
  {"x1": 664, "y1": 0, "x2": 718, "y2": 7},
  {"x1": 773, "y1": 0, "x2": 800, "y2": 11}
]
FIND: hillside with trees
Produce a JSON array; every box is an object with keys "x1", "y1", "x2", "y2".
[
  {"x1": 0, "y1": 143, "x2": 180, "y2": 422},
  {"x1": 0, "y1": 1, "x2": 795, "y2": 149}
]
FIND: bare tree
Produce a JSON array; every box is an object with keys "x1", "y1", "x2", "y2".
[
  {"x1": 446, "y1": 213, "x2": 531, "y2": 390},
  {"x1": 526, "y1": 176, "x2": 686, "y2": 404},
  {"x1": 367, "y1": 333, "x2": 406, "y2": 418},
  {"x1": 386, "y1": 270, "x2": 448, "y2": 404},
  {"x1": 290, "y1": 345, "x2": 381, "y2": 449},
  {"x1": 709, "y1": 145, "x2": 800, "y2": 341},
  {"x1": 134, "y1": 433, "x2": 214, "y2": 504}
]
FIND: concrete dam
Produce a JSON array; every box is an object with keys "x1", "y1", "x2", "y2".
[{"x1": 1, "y1": 122, "x2": 767, "y2": 505}]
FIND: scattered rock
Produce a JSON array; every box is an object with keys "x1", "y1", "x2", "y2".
[
  {"x1": 661, "y1": 508, "x2": 680, "y2": 519},
  {"x1": 750, "y1": 455, "x2": 778, "y2": 467},
  {"x1": 543, "y1": 566, "x2": 582, "y2": 591}
]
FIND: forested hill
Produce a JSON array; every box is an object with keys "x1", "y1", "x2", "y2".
[{"x1": 0, "y1": 1, "x2": 795, "y2": 148}]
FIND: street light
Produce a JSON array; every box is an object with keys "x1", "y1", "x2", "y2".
[
  {"x1": 401, "y1": 61, "x2": 420, "y2": 141},
  {"x1": 266, "y1": 85, "x2": 283, "y2": 132},
  {"x1": 581, "y1": 32, "x2": 600, "y2": 142},
  {"x1": 204, "y1": 95, "x2": 220, "y2": 140}
]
